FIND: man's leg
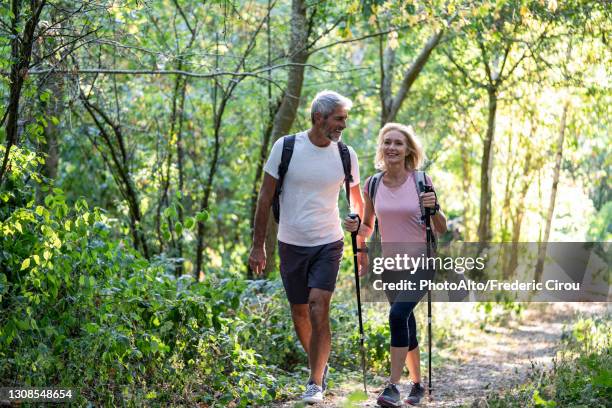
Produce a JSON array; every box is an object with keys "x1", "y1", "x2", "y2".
[
  {"x1": 307, "y1": 287, "x2": 333, "y2": 386},
  {"x1": 291, "y1": 303, "x2": 311, "y2": 354}
]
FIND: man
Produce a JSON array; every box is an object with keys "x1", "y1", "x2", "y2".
[{"x1": 249, "y1": 90, "x2": 364, "y2": 404}]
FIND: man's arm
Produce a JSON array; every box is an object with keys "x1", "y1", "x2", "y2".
[
  {"x1": 349, "y1": 183, "x2": 367, "y2": 274},
  {"x1": 249, "y1": 172, "x2": 277, "y2": 275}
]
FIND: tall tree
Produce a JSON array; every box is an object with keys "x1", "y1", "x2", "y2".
[
  {"x1": 535, "y1": 102, "x2": 569, "y2": 281},
  {"x1": 378, "y1": 29, "x2": 444, "y2": 126},
  {"x1": 0, "y1": 0, "x2": 46, "y2": 187},
  {"x1": 194, "y1": 5, "x2": 270, "y2": 279},
  {"x1": 261, "y1": 0, "x2": 310, "y2": 276},
  {"x1": 443, "y1": 2, "x2": 550, "y2": 248}
]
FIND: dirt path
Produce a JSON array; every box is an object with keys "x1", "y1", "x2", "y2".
[{"x1": 271, "y1": 303, "x2": 609, "y2": 408}]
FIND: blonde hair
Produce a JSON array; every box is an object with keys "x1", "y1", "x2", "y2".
[{"x1": 374, "y1": 122, "x2": 425, "y2": 171}]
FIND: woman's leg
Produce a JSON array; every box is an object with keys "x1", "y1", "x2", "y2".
[
  {"x1": 390, "y1": 346, "x2": 409, "y2": 384},
  {"x1": 388, "y1": 301, "x2": 418, "y2": 383},
  {"x1": 405, "y1": 312, "x2": 421, "y2": 383}
]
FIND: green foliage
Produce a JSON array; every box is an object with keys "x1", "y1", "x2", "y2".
[
  {"x1": 0, "y1": 150, "x2": 295, "y2": 405},
  {"x1": 483, "y1": 315, "x2": 612, "y2": 407},
  {"x1": 0, "y1": 0, "x2": 610, "y2": 405},
  {"x1": 587, "y1": 201, "x2": 612, "y2": 241},
  {"x1": 476, "y1": 301, "x2": 524, "y2": 330}
]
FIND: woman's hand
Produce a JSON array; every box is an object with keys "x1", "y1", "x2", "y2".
[
  {"x1": 343, "y1": 215, "x2": 360, "y2": 232},
  {"x1": 420, "y1": 191, "x2": 438, "y2": 209}
]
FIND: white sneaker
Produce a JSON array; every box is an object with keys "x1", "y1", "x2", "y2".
[{"x1": 302, "y1": 381, "x2": 324, "y2": 404}]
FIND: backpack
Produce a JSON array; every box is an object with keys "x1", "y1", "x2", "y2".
[
  {"x1": 272, "y1": 134, "x2": 353, "y2": 223},
  {"x1": 366, "y1": 170, "x2": 437, "y2": 251}
]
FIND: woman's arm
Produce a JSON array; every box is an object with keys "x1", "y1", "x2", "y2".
[{"x1": 421, "y1": 191, "x2": 447, "y2": 234}]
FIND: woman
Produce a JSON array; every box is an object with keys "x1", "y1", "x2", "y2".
[{"x1": 344, "y1": 123, "x2": 447, "y2": 407}]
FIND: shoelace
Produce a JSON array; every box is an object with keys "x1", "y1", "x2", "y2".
[
  {"x1": 305, "y1": 383, "x2": 322, "y2": 395},
  {"x1": 408, "y1": 383, "x2": 423, "y2": 397}
]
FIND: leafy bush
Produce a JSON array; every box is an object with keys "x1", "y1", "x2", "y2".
[
  {"x1": 0, "y1": 147, "x2": 296, "y2": 406},
  {"x1": 483, "y1": 314, "x2": 611, "y2": 407}
]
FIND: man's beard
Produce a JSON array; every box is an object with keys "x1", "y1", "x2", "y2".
[{"x1": 326, "y1": 130, "x2": 342, "y2": 142}]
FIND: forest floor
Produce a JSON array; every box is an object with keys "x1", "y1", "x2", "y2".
[{"x1": 271, "y1": 302, "x2": 609, "y2": 408}]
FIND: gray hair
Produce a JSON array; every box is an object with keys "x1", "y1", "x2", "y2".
[{"x1": 310, "y1": 90, "x2": 353, "y2": 123}]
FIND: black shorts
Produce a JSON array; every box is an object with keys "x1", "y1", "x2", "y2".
[{"x1": 278, "y1": 239, "x2": 344, "y2": 304}]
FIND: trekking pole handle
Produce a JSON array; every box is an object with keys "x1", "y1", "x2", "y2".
[{"x1": 348, "y1": 213, "x2": 361, "y2": 235}]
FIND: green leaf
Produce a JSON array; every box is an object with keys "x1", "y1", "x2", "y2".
[
  {"x1": 164, "y1": 206, "x2": 177, "y2": 219},
  {"x1": 174, "y1": 222, "x2": 183, "y2": 235},
  {"x1": 83, "y1": 322, "x2": 99, "y2": 334},
  {"x1": 16, "y1": 318, "x2": 30, "y2": 330},
  {"x1": 20, "y1": 258, "x2": 30, "y2": 270},
  {"x1": 196, "y1": 211, "x2": 209, "y2": 223},
  {"x1": 185, "y1": 217, "x2": 195, "y2": 230},
  {"x1": 0, "y1": 273, "x2": 7, "y2": 295}
]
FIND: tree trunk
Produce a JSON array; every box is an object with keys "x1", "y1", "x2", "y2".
[
  {"x1": 80, "y1": 94, "x2": 150, "y2": 259},
  {"x1": 500, "y1": 133, "x2": 517, "y2": 242},
  {"x1": 0, "y1": 0, "x2": 46, "y2": 187},
  {"x1": 40, "y1": 72, "x2": 63, "y2": 180},
  {"x1": 477, "y1": 86, "x2": 497, "y2": 250},
  {"x1": 195, "y1": 102, "x2": 225, "y2": 280},
  {"x1": 459, "y1": 126, "x2": 473, "y2": 240},
  {"x1": 505, "y1": 150, "x2": 532, "y2": 278},
  {"x1": 248, "y1": 99, "x2": 282, "y2": 279},
  {"x1": 535, "y1": 103, "x2": 569, "y2": 281},
  {"x1": 175, "y1": 77, "x2": 187, "y2": 276},
  {"x1": 383, "y1": 30, "x2": 444, "y2": 125},
  {"x1": 262, "y1": 0, "x2": 310, "y2": 276}
]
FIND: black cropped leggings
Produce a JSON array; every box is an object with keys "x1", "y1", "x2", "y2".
[
  {"x1": 388, "y1": 301, "x2": 420, "y2": 349},
  {"x1": 383, "y1": 268, "x2": 432, "y2": 349}
]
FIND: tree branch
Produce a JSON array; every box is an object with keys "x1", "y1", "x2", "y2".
[
  {"x1": 387, "y1": 29, "x2": 444, "y2": 122},
  {"x1": 443, "y1": 49, "x2": 486, "y2": 88}
]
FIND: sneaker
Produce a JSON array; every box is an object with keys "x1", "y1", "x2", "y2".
[
  {"x1": 376, "y1": 382, "x2": 401, "y2": 407},
  {"x1": 322, "y1": 364, "x2": 329, "y2": 391},
  {"x1": 302, "y1": 381, "x2": 324, "y2": 404},
  {"x1": 404, "y1": 382, "x2": 425, "y2": 406}
]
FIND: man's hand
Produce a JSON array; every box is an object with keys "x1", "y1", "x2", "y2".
[
  {"x1": 343, "y1": 215, "x2": 360, "y2": 232},
  {"x1": 249, "y1": 246, "x2": 266, "y2": 275}
]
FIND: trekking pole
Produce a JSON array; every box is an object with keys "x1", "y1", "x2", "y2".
[
  {"x1": 348, "y1": 213, "x2": 367, "y2": 394},
  {"x1": 419, "y1": 183, "x2": 434, "y2": 400}
]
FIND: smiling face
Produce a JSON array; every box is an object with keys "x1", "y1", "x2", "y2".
[
  {"x1": 314, "y1": 105, "x2": 348, "y2": 142},
  {"x1": 382, "y1": 130, "x2": 409, "y2": 167}
]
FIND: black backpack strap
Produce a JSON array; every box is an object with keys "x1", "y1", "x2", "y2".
[
  {"x1": 272, "y1": 134, "x2": 295, "y2": 223},
  {"x1": 413, "y1": 170, "x2": 427, "y2": 225},
  {"x1": 366, "y1": 172, "x2": 384, "y2": 239},
  {"x1": 337, "y1": 141, "x2": 352, "y2": 208},
  {"x1": 367, "y1": 172, "x2": 384, "y2": 208}
]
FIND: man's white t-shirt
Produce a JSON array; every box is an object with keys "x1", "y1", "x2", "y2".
[{"x1": 264, "y1": 131, "x2": 360, "y2": 247}]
